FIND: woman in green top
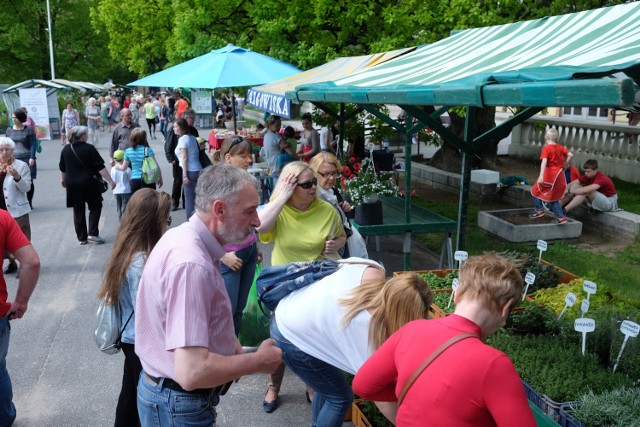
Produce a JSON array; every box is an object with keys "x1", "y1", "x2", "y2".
[{"x1": 256, "y1": 160, "x2": 346, "y2": 413}]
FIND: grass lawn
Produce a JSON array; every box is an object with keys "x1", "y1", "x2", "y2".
[{"x1": 410, "y1": 183, "x2": 640, "y2": 303}]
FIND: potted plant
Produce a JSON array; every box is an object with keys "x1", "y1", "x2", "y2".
[
  {"x1": 345, "y1": 158, "x2": 399, "y2": 207},
  {"x1": 346, "y1": 158, "x2": 399, "y2": 226}
]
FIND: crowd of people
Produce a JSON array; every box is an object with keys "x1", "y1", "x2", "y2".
[{"x1": 0, "y1": 103, "x2": 626, "y2": 427}]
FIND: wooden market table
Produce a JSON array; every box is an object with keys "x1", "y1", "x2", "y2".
[{"x1": 351, "y1": 197, "x2": 456, "y2": 271}]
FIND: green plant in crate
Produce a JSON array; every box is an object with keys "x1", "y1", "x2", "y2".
[
  {"x1": 500, "y1": 250, "x2": 560, "y2": 292},
  {"x1": 487, "y1": 332, "x2": 632, "y2": 403},
  {"x1": 506, "y1": 301, "x2": 561, "y2": 336},
  {"x1": 432, "y1": 292, "x2": 455, "y2": 315},
  {"x1": 567, "y1": 388, "x2": 640, "y2": 427},
  {"x1": 417, "y1": 271, "x2": 458, "y2": 289}
]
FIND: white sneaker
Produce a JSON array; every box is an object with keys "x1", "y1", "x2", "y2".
[{"x1": 87, "y1": 235, "x2": 105, "y2": 244}]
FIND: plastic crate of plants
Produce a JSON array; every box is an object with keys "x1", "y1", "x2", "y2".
[
  {"x1": 522, "y1": 380, "x2": 563, "y2": 422},
  {"x1": 559, "y1": 402, "x2": 586, "y2": 427}
]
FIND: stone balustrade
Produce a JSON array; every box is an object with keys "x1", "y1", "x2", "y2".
[{"x1": 509, "y1": 116, "x2": 640, "y2": 183}]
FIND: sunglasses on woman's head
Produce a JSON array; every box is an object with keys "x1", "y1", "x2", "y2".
[
  {"x1": 297, "y1": 178, "x2": 317, "y2": 189},
  {"x1": 225, "y1": 137, "x2": 244, "y2": 156}
]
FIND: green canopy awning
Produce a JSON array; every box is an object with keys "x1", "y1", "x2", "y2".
[{"x1": 287, "y1": 2, "x2": 640, "y2": 107}]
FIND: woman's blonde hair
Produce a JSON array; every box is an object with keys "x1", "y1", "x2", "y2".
[
  {"x1": 340, "y1": 272, "x2": 433, "y2": 350},
  {"x1": 269, "y1": 161, "x2": 315, "y2": 201},
  {"x1": 309, "y1": 152, "x2": 342, "y2": 176},
  {"x1": 457, "y1": 252, "x2": 524, "y2": 313},
  {"x1": 97, "y1": 189, "x2": 172, "y2": 304}
]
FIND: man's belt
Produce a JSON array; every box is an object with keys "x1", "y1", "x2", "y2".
[{"x1": 144, "y1": 373, "x2": 231, "y2": 396}]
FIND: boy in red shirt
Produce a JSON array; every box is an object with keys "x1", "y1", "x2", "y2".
[
  {"x1": 529, "y1": 127, "x2": 573, "y2": 224},
  {"x1": 563, "y1": 159, "x2": 618, "y2": 213}
]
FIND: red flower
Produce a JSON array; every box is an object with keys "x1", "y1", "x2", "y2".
[
  {"x1": 342, "y1": 165, "x2": 352, "y2": 178},
  {"x1": 352, "y1": 162, "x2": 361, "y2": 174}
]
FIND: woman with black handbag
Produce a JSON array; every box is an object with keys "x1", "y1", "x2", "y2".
[{"x1": 59, "y1": 126, "x2": 115, "y2": 245}]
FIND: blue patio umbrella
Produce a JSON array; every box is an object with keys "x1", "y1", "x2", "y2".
[
  {"x1": 129, "y1": 44, "x2": 301, "y2": 132},
  {"x1": 129, "y1": 44, "x2": 301, "y2": 89}
]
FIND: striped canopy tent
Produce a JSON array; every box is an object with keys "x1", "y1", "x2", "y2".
[
  {"x1": 286, "y1": 2, "x2": 640, "y2": 256},
  {"x1": 246, "y1": 47, "x2": 415, "y2": 118}
]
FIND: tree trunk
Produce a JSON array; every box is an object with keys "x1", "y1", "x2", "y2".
[{"x1": 429, "y1": 107, "x2": 500, "y2": 172}]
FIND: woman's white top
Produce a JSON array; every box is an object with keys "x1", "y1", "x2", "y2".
[
  {"x1": 175, "y1": 134, "x2": 202, "y2": 172},
  {"x1": 275, "y1": 260, "x2": 380, "y2": 374},
  {"x1": 319, "y1": 126, "x2": 332, "y2": 151}
]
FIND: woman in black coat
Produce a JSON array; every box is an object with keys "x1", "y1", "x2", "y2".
[{"x1": 59, "y1": 126, "x2": 115, "y2": 245}]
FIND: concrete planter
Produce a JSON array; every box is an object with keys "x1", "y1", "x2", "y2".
[{"x1": 478, "y1": 208, "x2": 582, "y2": 242}]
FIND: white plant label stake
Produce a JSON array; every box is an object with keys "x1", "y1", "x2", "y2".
[
  {"x1": 447, "y1": 278, "x2": 459, "y2": 309},
  {"x1": 581, "y1": 299, "x2": 590, "y2": 317},
  {"x1": 523, "y1": 272, "x2": 535, "y2": 299},
  {"x1": 583, "y1": 280, "x2": 597, "y2": 301},
  {"x1": 574, "y1": 318, "x2": 596, "y2": 355},
  {"x1": 613, "y1": 320, "x2": 640, "y2": 372},
  {"x1": 558, "y1": 292, "x2": 577, "y2": 320},
  {"x1": 454, "y1": 251, "x2": 468, "y2": 268},
  {"x1": 537, "y1": 240, "x2": 548, "y2": 263}
]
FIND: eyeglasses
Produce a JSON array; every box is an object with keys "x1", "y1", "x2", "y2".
[
  {"x1": 225, "y1": 137, "x2": 244, "y2": 156},
  {"x1": 297, "y1": 178, "x2": 318, "y2": 189},
  {"x1": 317, "y1": 171, "x2": 341, "y2": 179},
  {"x1": 167, "y1": 216, "x2": 172, "y2": 226}
]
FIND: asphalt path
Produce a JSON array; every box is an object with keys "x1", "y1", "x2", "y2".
[
  {"x1": 7, "y1": 125, "x2": 439, "y2": 426},
  {"x1": 6, "y1": 128, "x2": 315, "y2": 426}
]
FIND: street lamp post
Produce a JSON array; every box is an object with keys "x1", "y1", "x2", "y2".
[{"x1": 46, "y1": 0, "x2": 55, "y2": 79}]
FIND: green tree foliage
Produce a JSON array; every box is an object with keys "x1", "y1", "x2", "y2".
[
  {"x1": 90, "y1": 0, "x2": 627, "y2": 81},
  {"x1": 0, "y1": 0, "x2": 120, "y2": 83}
]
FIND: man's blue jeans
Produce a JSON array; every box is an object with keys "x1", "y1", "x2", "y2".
[
  {"x1": 137, "y1": 371, "x2": 218, "y2": 427},
  {"x1": 220, "y1": 242, "x2": 258, "y2": 335},
  {"x1": 270, "y1": 317, "x2": 352, "y2": 427},
  {"x1": 0, "y1": 316, "x2": 16, "y2": 427}
]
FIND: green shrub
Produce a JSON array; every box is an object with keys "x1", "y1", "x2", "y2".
[
  {"x1": 566, "y1": 388, "x2": 640, "y2": 427},
  {"x1": 506, "y1": 301, "x2": 562, "y2": 335},
  {"x1": 487, "y1": 332, "x2": 632, "y2": 402},
  {"x1": 432, "y1": 291, "x2": 455, "y2": 314}
]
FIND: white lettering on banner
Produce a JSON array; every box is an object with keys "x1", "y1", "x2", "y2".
[
  {"x1": 247, "y1": 90, "x2": 290, "y2": 118},
  {"x1": 621, "y1": 320, "x2": 640, "y2": 337}
]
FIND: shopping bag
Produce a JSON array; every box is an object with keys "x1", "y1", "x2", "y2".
[
  {"x1": 142, "y1": 147, "x2": 160, "y2": 184},
  {"x1": 238, "y1": 263, "x2": 271, "y2": 347}
]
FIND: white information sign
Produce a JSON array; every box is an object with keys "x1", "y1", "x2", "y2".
[
  {"x1": 454, "y1": 251, "x2": 468, "y2": 264},
  {"x1": 523, "y1": 272, "x2": 536, "y2": 298},
  {"x1": 581, "y1": 299, "x2": 590, "y2": 317},
  {"x1": 583, "y1": 280, "x2": 597, "y2": 301},
  {"x1": 537, "y1": 240, "x2": 548, "y2": 262},
  {"x1": 192, "y1": 90, "x2": 212, "y2": 114},
  {"x1": 558, "y1": 292, "x2": 577, "y2": 320},
  {"x1": 447, "y1": 278, "x2": 459, "y2": 309},
  {"x1": 19, "y1": 88, "x2": 51, "y2": 140},
  {"x1": 574, "y1": 318, "x2": 596, "y2": 355},
  {"x1": 614, "y1": 320, "x2": 640, "y2": 372}
]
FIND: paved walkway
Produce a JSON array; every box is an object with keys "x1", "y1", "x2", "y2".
[{"x1": 6, "y1": 125, "x2": 439, "y2": 426}]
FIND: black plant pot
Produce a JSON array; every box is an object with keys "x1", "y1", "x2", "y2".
[{"x1": 355, "y1": 201, "x2": 383, "y2": 225}]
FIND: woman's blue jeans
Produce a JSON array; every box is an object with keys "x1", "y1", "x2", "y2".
[
  {"x1": 0, "y1": 316, "x2": 16, "y2": 427},
  {"x1": 183, "y1": 170, "x2": 200, "y2": 220},
  {"x1": 220, "y1": 242, "x2": 258, "y2": 335},
  {"x1": 270, "y1": 317, "x2": 352, "y2": 427}
]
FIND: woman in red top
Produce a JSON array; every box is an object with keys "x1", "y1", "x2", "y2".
[{"x1": 353, "y1": 253, "x2": 536, "y2": 427}]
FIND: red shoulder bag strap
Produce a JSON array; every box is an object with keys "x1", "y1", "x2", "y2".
[{"x1": 397, "y1": 332, "x2": 479, "y2": 406}]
